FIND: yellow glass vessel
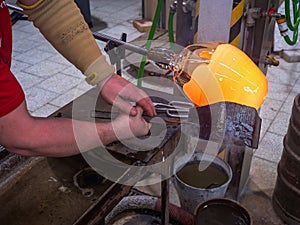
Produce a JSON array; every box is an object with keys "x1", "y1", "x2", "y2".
[{"x1": 173, "y1": 43, "x2": 268, "y2": 109}]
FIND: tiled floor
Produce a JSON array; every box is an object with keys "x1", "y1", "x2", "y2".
[{"x1": 8, "y1": 0, "x2": 300, "y2": 224}]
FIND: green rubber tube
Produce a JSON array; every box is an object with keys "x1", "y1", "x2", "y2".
[
  {"x1": 168, "y1": 10, "x2": 175, "y2": 43},
  {"x1": 137, "y1": 0, "x2": 164, "y2": 87},
  {"x1": 284, "y1": 0, "x2": 300, "y2": 45}
]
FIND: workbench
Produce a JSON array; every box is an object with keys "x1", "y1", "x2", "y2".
[
  {"x1": 0, "y1": 79, "x2": 262, "y2": 225},
  {"x1": 0, "y1": 86, "x2": 184, "y2": 225}
]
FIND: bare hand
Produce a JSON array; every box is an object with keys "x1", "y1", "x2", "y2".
[
  {"x1": 98, "y1": 74, "x2": 156, "y2": 117},
  {"x1": 112, "y1": 107, "x2": 150, "y2": 140}
]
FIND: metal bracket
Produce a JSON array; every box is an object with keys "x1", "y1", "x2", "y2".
[
  {"x1": 245, "y1": 7, "x2": 262, "y2": 27},
  {"x1": 104, "y1": 33, "x2": 127, "y2": 76}
]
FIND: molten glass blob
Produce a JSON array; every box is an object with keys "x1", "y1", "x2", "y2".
[{"x1": 172, "y1": 43, "x2": 268, "y2": 109}]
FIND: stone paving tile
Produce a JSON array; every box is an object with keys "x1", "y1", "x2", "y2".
[
  {"x1": 259, "y1": 97, "x2": 283, "y2": 120},
  {"x1": 47, "y1": 54, "x2": 72, "y2": 66},
  {"x1": 14, "y1": 20, "x2": 39, "y2": 34},
  {"x1": 103, "y1": 23, "x2": 142, "y2": 41},
  {"x1": 116, "y1": 9, "x2": 142, "y2": 22},
  {"x1": 248, "y1": 156, "x2": 278, "y2": 197},
  {"x1": 241, "y1": 156, "x2": 282, "y2": 225},
  {"x1": 259, "y1": 118, "x2": 272, "y2": 143},
  {"x1": 12, "y1": 29, "x2": 31, "y2": 43},
  {"x1": 266, "y1": 65, "x2": 299, "y2": 86},
  {"x1": 23, "y1": 60, "x2": 69, "y2": 78},
  {"x1": 121, "y1": 3, "x2": 143, "y2": 15},
  {"x1": 36, "y1": 42, "x2": 59, "y2": 55},
  {"x1": 93, "y1": 1, "x2": 138, "y2": 15},
  {"x1": 254, "y1": 132, "x2": 284, "y2": 163},
  {"x1": 10, "y1": 59, "x2": 31, "y2": 73},
  {"x1": 25, "y1": 32, "x2": 47, "y2": 44},
  {"x1": 267, "y1": 81, "x2": 293, "y2": 102},
  {"x1": 13, "y1": 38, "x2": 41, "y2": 53},
  {"x1": 281, "y1": 89, "x2": 299, "y2": 113},
  {"x1": 24, "y1": 87, "x2": 59, "y2": 112},
  {"x1": 268, "y1": 111, "x2": 291, "y2": 136},
  {"x1": 50, "y1": 88, "x2": 88, "y2": 108},
  {"x1": 292, "y1": 77, "x2": 300, "y2": 91},
  {"x1": 31, "y1": 104, "x2": 60, "y2": 118},
  {"x1": 13, "y1": 48, "x2": 55, "y2": 65},
  {"x1": 60, "y1": 65, "x2": 84, "y2": 78},
  {"x1": 37, "y1": 73, "x2": 82, "y2": 95},
  {"x1": 76, "y1": 80, "x2": 94, "y2": 93},
  {"x1": 14, "y1": 71, "x2": 45, "y2": 91}
]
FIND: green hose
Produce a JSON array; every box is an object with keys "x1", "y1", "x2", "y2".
[
  {"x1": 137, "y1": 0, "x2": 164, "y2": 87},
  {"x1": 168, "y1": 10, "x2": 175, "y2": 44},
  {"x1": 284, "y1": 29, "x2": 299, "y2": 45},
  {"x1": 284, "y1": 0, "x2": 300, "y2": 45}
]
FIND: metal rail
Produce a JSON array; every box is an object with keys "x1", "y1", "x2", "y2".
[{"x1": 7, "y1": 3, "x2": 24, "y2": 13}]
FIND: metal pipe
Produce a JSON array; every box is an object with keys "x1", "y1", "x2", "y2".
[
  {"x1": 7, "y1": 3, "x2": 23, "y2": 13},
  {"x1": 92, "y1": 32, "x2": 148, "y2": 56}
]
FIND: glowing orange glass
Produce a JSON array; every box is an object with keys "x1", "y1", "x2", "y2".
[{"x1": 174, "y1": 43, "x2": 268, "y2": 109}]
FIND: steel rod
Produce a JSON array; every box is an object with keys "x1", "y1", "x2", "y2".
[
  {"x1": 92, "y1": 32, "x2": 148, "y2": 56},
  {"x1": 7, "y1": 3, "x2": 23, "y2": 13}
]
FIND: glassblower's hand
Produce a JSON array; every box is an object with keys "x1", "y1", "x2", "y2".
[
  {"x1": 112, "y1": 106, "x2": 151, "y2": 140},
  {"x1": 98, "y1": 74, "x2": 156, "y2": 117}
]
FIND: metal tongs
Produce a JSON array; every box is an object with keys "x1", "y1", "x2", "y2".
[{"x1": 153, "y1": 101, "x2": 193, "y2": 118}]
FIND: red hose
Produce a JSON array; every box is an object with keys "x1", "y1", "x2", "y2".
[{"x1": 155, "y1": 198, "x2": 194, "y2": 225}]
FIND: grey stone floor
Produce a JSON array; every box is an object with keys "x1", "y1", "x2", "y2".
[{"x1": 8, "y1": 0, "x2": 300, "y2": 224}]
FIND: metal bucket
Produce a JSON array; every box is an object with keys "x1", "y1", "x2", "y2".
[
  {"x1": 173, "y1": 152, "x2": 232, "y2": 214},
  {"x1": 272, "y1": 93, "x2": 300, "y2": 225},
  {"x1": 194, "y1": 198, "x2": 252, "y2": 225}
]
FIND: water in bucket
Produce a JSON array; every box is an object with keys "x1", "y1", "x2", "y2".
[
  {"x1": 176, "y1": 161, "x2": 229, "y2": 189},
  {"x1": 194, "y1": 198, "x2": 252, "y2": 225},
  {"x1": 173, "y1": 153, "x2": 232, "y2": 214}
]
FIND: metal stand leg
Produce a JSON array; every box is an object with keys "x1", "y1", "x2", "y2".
[
  {"x1": 161, "y1": 177, "x2": 170, "y2": 225},
  {"x1": 225, "y1": 144, "x2": 246, "y2": 200}
]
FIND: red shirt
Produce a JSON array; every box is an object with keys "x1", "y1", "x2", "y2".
[{"x1": 0, "y1": 0, "x2": 25, "y2": 117}]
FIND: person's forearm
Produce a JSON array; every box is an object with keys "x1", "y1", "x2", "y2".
[
  {"x1": 4, "y1": 117, "x2": 117, "y2": 157},
  {"x1": 0, "y1": 101, "x2": 150, "y2": 157},
  {"x1": 5, "y1": 112, "x2": 152, "y2": 157}
]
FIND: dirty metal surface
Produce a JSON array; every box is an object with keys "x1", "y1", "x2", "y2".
[
  {"x1": 0, "y1": 155, "x2": 114, "y2": 225},
  {"x1": 188, "y1": 102, "x2": 262, "y2": 149}
]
